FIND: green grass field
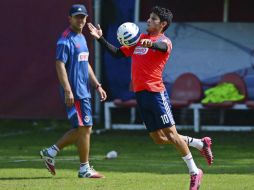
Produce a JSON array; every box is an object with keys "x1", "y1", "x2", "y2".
[{"x1": 0, "y1": 120, "x2": 254, "y2": 190}]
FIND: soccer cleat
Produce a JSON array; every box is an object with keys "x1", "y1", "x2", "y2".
[
  {"x1": 40, "y1": 149, "x2": 56, "y2": 175},
  {"x1": 200, "y1": 137, "x2": 214, "y2": 166},
  {"x1": 78, "y1": 166, "x2": 104, "y2": 178},
  {"x1": 189, "y1": 169, "x2": 203, "y2": 190}
]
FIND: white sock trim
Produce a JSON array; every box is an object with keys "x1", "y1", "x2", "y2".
[
  {"x1": 183, "y1": 136, "x2": 204, "y2": 150},
  {"x1": 182, "y1": 153, "x2": 192, "y2": 160},
  {"x1": 47, "y1": 145, "x2": 59, "y2": 157},
  {"x1": 53, "y1": 145, "x2": 60, "y2": 152},
  {"x1": 182, "y1": 153, "x2": 199, "y2": 175},
  {"x1": 80, "y1": 162, "x2": 90, "y2": 172}
]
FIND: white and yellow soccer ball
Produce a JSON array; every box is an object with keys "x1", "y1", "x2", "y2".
[{"x1": 117, "y1": 22, "x2": 141, "y2": 46}]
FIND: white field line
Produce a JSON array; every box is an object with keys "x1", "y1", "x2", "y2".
[
  {"x1": 6, "y1": 156, "x2": 106, "y2": 163},
  {"x1": 4, "y1": 157, "x2": 186, "y2": 167},
  {"x1": 6, "y1": 159, "x2": 183, "y2": 167}
]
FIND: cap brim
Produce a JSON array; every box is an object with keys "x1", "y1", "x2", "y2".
[{"x1": 71, "y1": 12, "x2": 88, "y2": 16}]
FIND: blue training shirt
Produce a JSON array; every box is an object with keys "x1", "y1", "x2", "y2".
[{"x1": 56, "y1": 27, "x2": 91, "y2": 99}]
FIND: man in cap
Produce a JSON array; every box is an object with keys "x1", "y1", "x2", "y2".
[{"x1": 40, "y1": 4, "x2": 106, "y2": 178}]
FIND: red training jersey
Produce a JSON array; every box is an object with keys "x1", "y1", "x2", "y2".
[{"x1": 120, "y1": 33, "x2": 172, "y2": 92}]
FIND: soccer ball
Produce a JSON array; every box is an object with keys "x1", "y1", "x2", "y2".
[{"x1": 117, "y1": 22, "x2": 141, "y2": 46}]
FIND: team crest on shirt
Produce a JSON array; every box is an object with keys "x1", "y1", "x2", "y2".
[
  {"x1": 134, "y1": 46, "x2": 148, "y2": 55},
  {"x1": 84, "y1": 116, "x2": 90, "y2": 123},
  {"x1": 78, "y1": 52, "x2": 89, "y2": 62}
]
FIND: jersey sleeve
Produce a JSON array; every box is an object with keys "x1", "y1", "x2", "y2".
[
  {"x1": 56, "y1": 38, "x2": 70, "y2": 64},
  {"x1": 161, "y1": 38, "x2": 172, "y2": 53}
]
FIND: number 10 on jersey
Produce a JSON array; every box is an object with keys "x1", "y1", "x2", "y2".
[{"x1": 161, "y1": 114, "x2": 169, "y2": 124}]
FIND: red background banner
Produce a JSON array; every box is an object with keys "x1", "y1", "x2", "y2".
[{"x1": 0, "y1": 0, "x2": 94, "y2": 119}]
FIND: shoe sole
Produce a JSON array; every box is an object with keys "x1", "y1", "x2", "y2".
[
  {"x1": 197, "y1": 169, "x2": 204, "y2": 190},
  {"x1": 201, "y1": 137, "x2": 214, "y2": 166},
  {"x1": 78, "y1": 175, "x2": 105, "y2": 179},
  {"x1": 78, "y1": 172, "x2": 105, "y2": 179},
  {"x1": 40, "y1": 151, "x2": 56, "y2": 176}
]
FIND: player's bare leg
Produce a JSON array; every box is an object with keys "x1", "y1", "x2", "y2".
[
  {"x1": 77, "y1": 126, "x2": 104, "y2": 178},
  {"x1": 150, "y1": 129, "x2": 173, "y2": 144},
  {"x1": 160, "y1": 126, "x2": 203, "y2": 190},
  {"x1": 77, "y1": 126, "x2": 91, "y2": 163},
  {"x1": 150, "y1": 129, "x2": 204, "y2": 149},
  {"x1": 40, "y1": 128, "x2": 79, "y2": 175},
  {"x1": 160, "y1": 126, "x2": 190, "y2": 155},
  {"x1": 56, "y1": 128, "x2": 79, "y2": 149},
  {"x1": 150, "y1": 130, "x2": 214, "y2": 165}
]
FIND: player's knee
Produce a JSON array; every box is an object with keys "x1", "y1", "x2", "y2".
[
  {"x1": 151, "y1": 136, "x2": 167, "y2": 144},
  {"x1": 166, "y1": 132, "x2": 178, "y2": 144},
  {"x1": 78, "y1": 126, "x2": 92, "y2": 135}
]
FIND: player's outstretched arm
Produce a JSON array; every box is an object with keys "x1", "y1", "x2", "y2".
[
  {"x1": 88, "y1": 23, "x2": 125, "y2": 58},
  {"x1": 87, "y1": 23, "x2": 103, "y2": 39},
  {"x1": 140, "y1": 39, "x2": 168, "y2": 52}
]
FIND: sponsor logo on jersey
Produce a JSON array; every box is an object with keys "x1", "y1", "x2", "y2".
[
  {"x1": 78, "y1": 52, "x2": 89, "y2": 62},
  {"x1": 134, "y1": 46, "x2": 148, "y2": 55}
]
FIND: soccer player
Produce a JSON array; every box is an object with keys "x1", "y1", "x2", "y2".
[
  {"x1": 40, "y1": 4, "x2": 106, "y2": 178},
  {"x1": 88, "y1": 6, "x2": 213, "y2": 189}
]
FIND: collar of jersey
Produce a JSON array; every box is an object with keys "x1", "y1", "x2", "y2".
[{"x1": 148, "y1": 32, "x2": 164, "y2": 37}]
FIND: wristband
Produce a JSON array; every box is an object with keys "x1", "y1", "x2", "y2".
[{"x1": 96, "y1": 83, "x2": 102, "y2": 89}]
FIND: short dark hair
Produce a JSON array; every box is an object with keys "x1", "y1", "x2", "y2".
[{"x1": 151, "y1": 6, "x2": 173, "y2": 32}]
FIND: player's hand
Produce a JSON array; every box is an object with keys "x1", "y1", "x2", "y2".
[
  {"x1": 65, "y1": 90, "x2": 74, "y2": 107},
  {"x1": 140, "y1": 39, "x2": 153, "y2": 48},
  {"x1": 97, "y1": 86, "x2": 107, "y2": 102},
  {"x1": 87, "y1": 23, "x2": 103, "y2": 39}
]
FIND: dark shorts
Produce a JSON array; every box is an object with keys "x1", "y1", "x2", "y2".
[
  {"x1": 66, "y1": 98, "x2": 93, "y2": 128},
  {"x1": 135, "y1": 90, "x2": 175, "y2": 132}
]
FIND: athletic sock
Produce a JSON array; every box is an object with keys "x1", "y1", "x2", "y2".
[
  {"x1": 182, "y1": 153, "x2": 199, "y2": 175},
  {"x1": 182, "y1": 136, "x2": 204, "y2": 150},
  {"x1": 47, "y1": 145, "x2": 59, "y2": 157},
  {"x1": 80, "y1": 162, "x2": 90, "y2": 173}
]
